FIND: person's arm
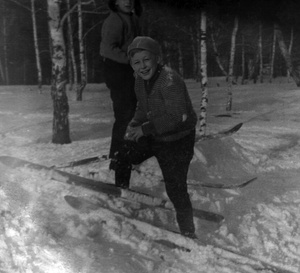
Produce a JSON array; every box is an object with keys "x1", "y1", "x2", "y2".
[
  {"x1": 100, "y1": 14, "x2": 129, "y2": 64},
  {"x1": 143, "y1": 79, "x2": 188, "y2": 135}
]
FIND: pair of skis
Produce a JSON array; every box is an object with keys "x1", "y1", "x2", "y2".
[
  {"x1": 54, "y1": 122, "x2": 254, "y2": 190},
  {"x1": 61, "y1": 183, "x2": 296, "y2": 273},
  {"x1": 55, "y1": 122, "x2": 243, "y2": 169},
  {"x1": 1, "y1": 156, "x2": 293, "y2": 272},
  {"x1": 0, "y1": 155, "x2": 224, "y2": 223}
]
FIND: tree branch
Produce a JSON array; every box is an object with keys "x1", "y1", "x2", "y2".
[
  {"x1": 82, "y1": 19, "x2": 105, "y2": 40},
  {"x1": 59, "y1": 0, "x2": 100, "y2": 28},
  {"x1": 60, "y1": 3, "x2": 78, "y2": 28},
  {"x1": 4, "y1": 0, "x2": 31, "y2": 12}
]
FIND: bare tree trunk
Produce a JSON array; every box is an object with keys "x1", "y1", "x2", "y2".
[
  {"x1": 31, "y1": 0, "x2": 43, "y2": 92},
  {"x1": 210, "y1": 30, "x2": 228, "y2": 77},
  {"x1": 226, "y1": 16, "x2": 238, "y2": 112},
  {"x1": 287, "y1": 26, "x2": 294, "y2": 82},
  {"x1": 67, "y1": 44, "x2": 73, "y2": 90},
  {"x1": 2, "y1": 1, "x2": 9, "y2": 85},
  {"x1": 47, "y1": 0, "x2": 71, "y2": 144},
  {"x1": 275, "y1": 24, "x2": 300, "y2": 86},
  {"x1": 269, "y1": 23, "x2": 276, "y2": 83},
  {"x1": 196, "y1": 15, "x2": 202, "y2": 83},
  {"x1": 258, "y1": 21, "x2": 263, "y2": 83},
  {"x1": 190, "y1": 28, "x2": 198, "y2": 80},
  {"x1": 77, "y1": 0, "x2": 87, "y2": 101},
  {"x1": 66, "y1": 0, "x2": 78, "y2": 91},
  {"x1": 178, "y1": 42, "x2": 184, "y2": 77},
  {"x1": 241, "y1": 34, "x2": 245, "y2": 84},
  {"x1": 199, "y1": 11, "x2": 208, "y2": 136},
  {"x1": 0, "y1": 57, "x2": 4, "y2": 83}
]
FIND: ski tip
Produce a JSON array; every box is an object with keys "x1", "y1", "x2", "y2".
[
  {"x1": 64, "y1": 195, "x2": 81, "y2": 209},
  {"x1": 234, "y1": 122, "x2": 243, "y2": 130}
]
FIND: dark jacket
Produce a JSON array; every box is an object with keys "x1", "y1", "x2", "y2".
[
  {"x1": 130, "y1": 65, "x2": 197, "y2": 142},
  {"x1": 100, "y1": 11, "x2": 140, "y2": 64}
]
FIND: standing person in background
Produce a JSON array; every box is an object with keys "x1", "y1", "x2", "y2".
[
  {"x1": 100, "y1": 0, "x2": 143, "y2": 170},
  {"x1": 115, "y1": 36, "x2": 198, "y2": 238}
]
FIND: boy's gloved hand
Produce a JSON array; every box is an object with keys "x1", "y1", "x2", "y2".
[{"x1": 124, "y1": 126, "x2": 144, "y2": 142}]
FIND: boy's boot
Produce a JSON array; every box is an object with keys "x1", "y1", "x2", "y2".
[
  {"x1": 176, "y1": 208, "x2": 197, "y2": 239},
  {"x1": 114, "y1": 156, "x2": 131, "y2": 189}
]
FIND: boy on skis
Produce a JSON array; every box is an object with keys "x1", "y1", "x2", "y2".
[{"x1": 114, "y1": 36, "x2": 197, "y2": 238}]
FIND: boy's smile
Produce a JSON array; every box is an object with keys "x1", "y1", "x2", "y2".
[{"x1": 130, "y1": 50, "x2": 160, "y2": 80}]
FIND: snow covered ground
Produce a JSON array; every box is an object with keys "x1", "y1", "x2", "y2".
[{"x1": 1, "y1": 77, "x2": 300, "y2": 272}]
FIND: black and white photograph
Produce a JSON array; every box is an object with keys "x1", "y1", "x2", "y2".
[{"x1": 0, "y1": 0, "x2": 300, "y2": 272}]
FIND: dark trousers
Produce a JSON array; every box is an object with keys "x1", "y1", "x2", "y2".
[
  {"x1": 115, "y1": 130, "x2": 196, "y2": 235},
  {"x1": 103, "y1": 58, "x2": 137, "y2": 159}
]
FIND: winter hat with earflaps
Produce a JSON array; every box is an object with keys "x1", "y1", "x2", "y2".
[{"x1": 127, "y1": 36, "x2": 161, "y2": 57}]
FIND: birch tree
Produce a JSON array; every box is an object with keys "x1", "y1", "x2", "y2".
[
  {"x1": 210, "y1": 28, "x2": 228, "y2": 77},
  {"x1": 226, "y1": 16, "x2": 238, "y2": 112},
  {"x1": 199, "y1": 11, "x2": 208, "y2": 136},
  {"x1": 66, "y1": 0, "x2": 78, "y2": 91},
  {"x1": 241, "y1": 34, "x2": 245, "y2": 84},
  {"x1": 190, "y1": 27, "x2": 198, "y2": 80},
  {"x1": 275, "y1": 23, "x2": 300, "y2": 86},
  {"x1": 196, "y1": 15, "x2": 202, "y2": 83},
  {"x1": 47, "y1": 0, "x2": 71, "y2": 144},
  {"x1": 31, "y1": 0, "x2": 42, "y2": 92},
  {"x1": 287, "y1": 26, "x2": 294, "y2": 82},
  {"x1": 0, "y1": 59, "x2": 4, "y2": 84},
  {"x1": 258, "y1": 21, "x2": 263, "y2": 83},
  {"x1": 269, "y1": 23, "x2": 276, "y2": 83},
  {"x1": 77, "y1": 0, "x2": 87, "y2": 101},
  {"x1": 2, "y1": 1, "x2": 9, "y2": 84}
]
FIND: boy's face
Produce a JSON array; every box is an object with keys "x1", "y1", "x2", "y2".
[
  {"x1": 130, "y1": 50, "x2": 160, "y2": 81},
  {"x1": 115, "y1": 0, "x2": 134, "y2": 14}
]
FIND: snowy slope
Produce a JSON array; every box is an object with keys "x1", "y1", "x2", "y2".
[{"x1": 0, "y1": 78, "x2": 300, "y2": 272}]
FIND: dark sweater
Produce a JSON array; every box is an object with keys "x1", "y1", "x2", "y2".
[
  {"x1": 100, "y1": 11, "x2": 140, "y2": 64},
  {"x1": 130, "y1": 65, "x2": 197, "y2": 142}
]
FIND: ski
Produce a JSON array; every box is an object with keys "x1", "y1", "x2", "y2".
[
  {"x1": 195, "y1": 122, "x2": 243, "y2": 142},
  {"x1": 54, "y1": 155, "x2": 108, "y2": 169},
  {"x1": 64, "y1": 194, "x2": 295, "y2": 273},
  {"x1": 154, "y1": 239, "x2": 297, "y2": 273},
  {"x1": 53, "y1": 122, "x2": 243, "y2": 169},
  {"x1": 64, "y1": 194, "x2": 181, "y2": 234},
  {"x1": 188, "y1": 177, "x2": 257, "y2": 189},
  {"x1": 0, "y1": 155, "x2": 224, "y2": 223}
]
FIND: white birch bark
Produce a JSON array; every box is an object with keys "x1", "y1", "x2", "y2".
[
  {"x1": 31, "y1": 0, "x2": 42, "y2": 92},
  {"x1": 47, "y1": 0, "x2": 71, "y2": 144},
  {"x1": 226, "y1": 16, "x2": 238, "y2": 112},
  {"x1": 199, "y1": 11, "x2": 208, "y2": 136}
]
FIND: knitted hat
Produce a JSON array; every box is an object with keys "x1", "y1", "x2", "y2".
[{"x1": 127, "y1": 36, "x2": 161, "y2": 56}]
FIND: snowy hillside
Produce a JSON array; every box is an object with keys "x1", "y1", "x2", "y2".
[{"x1": 1, "y1": 78, "x2": 300, "y2": 273}]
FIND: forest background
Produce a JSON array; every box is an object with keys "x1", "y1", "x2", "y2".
[
  {"x1": 1, "y1": 0, "x2": 300, "y2": 86},
  {"x1": 1, "y1": 0, "x2": 300, "y2": 145}
]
